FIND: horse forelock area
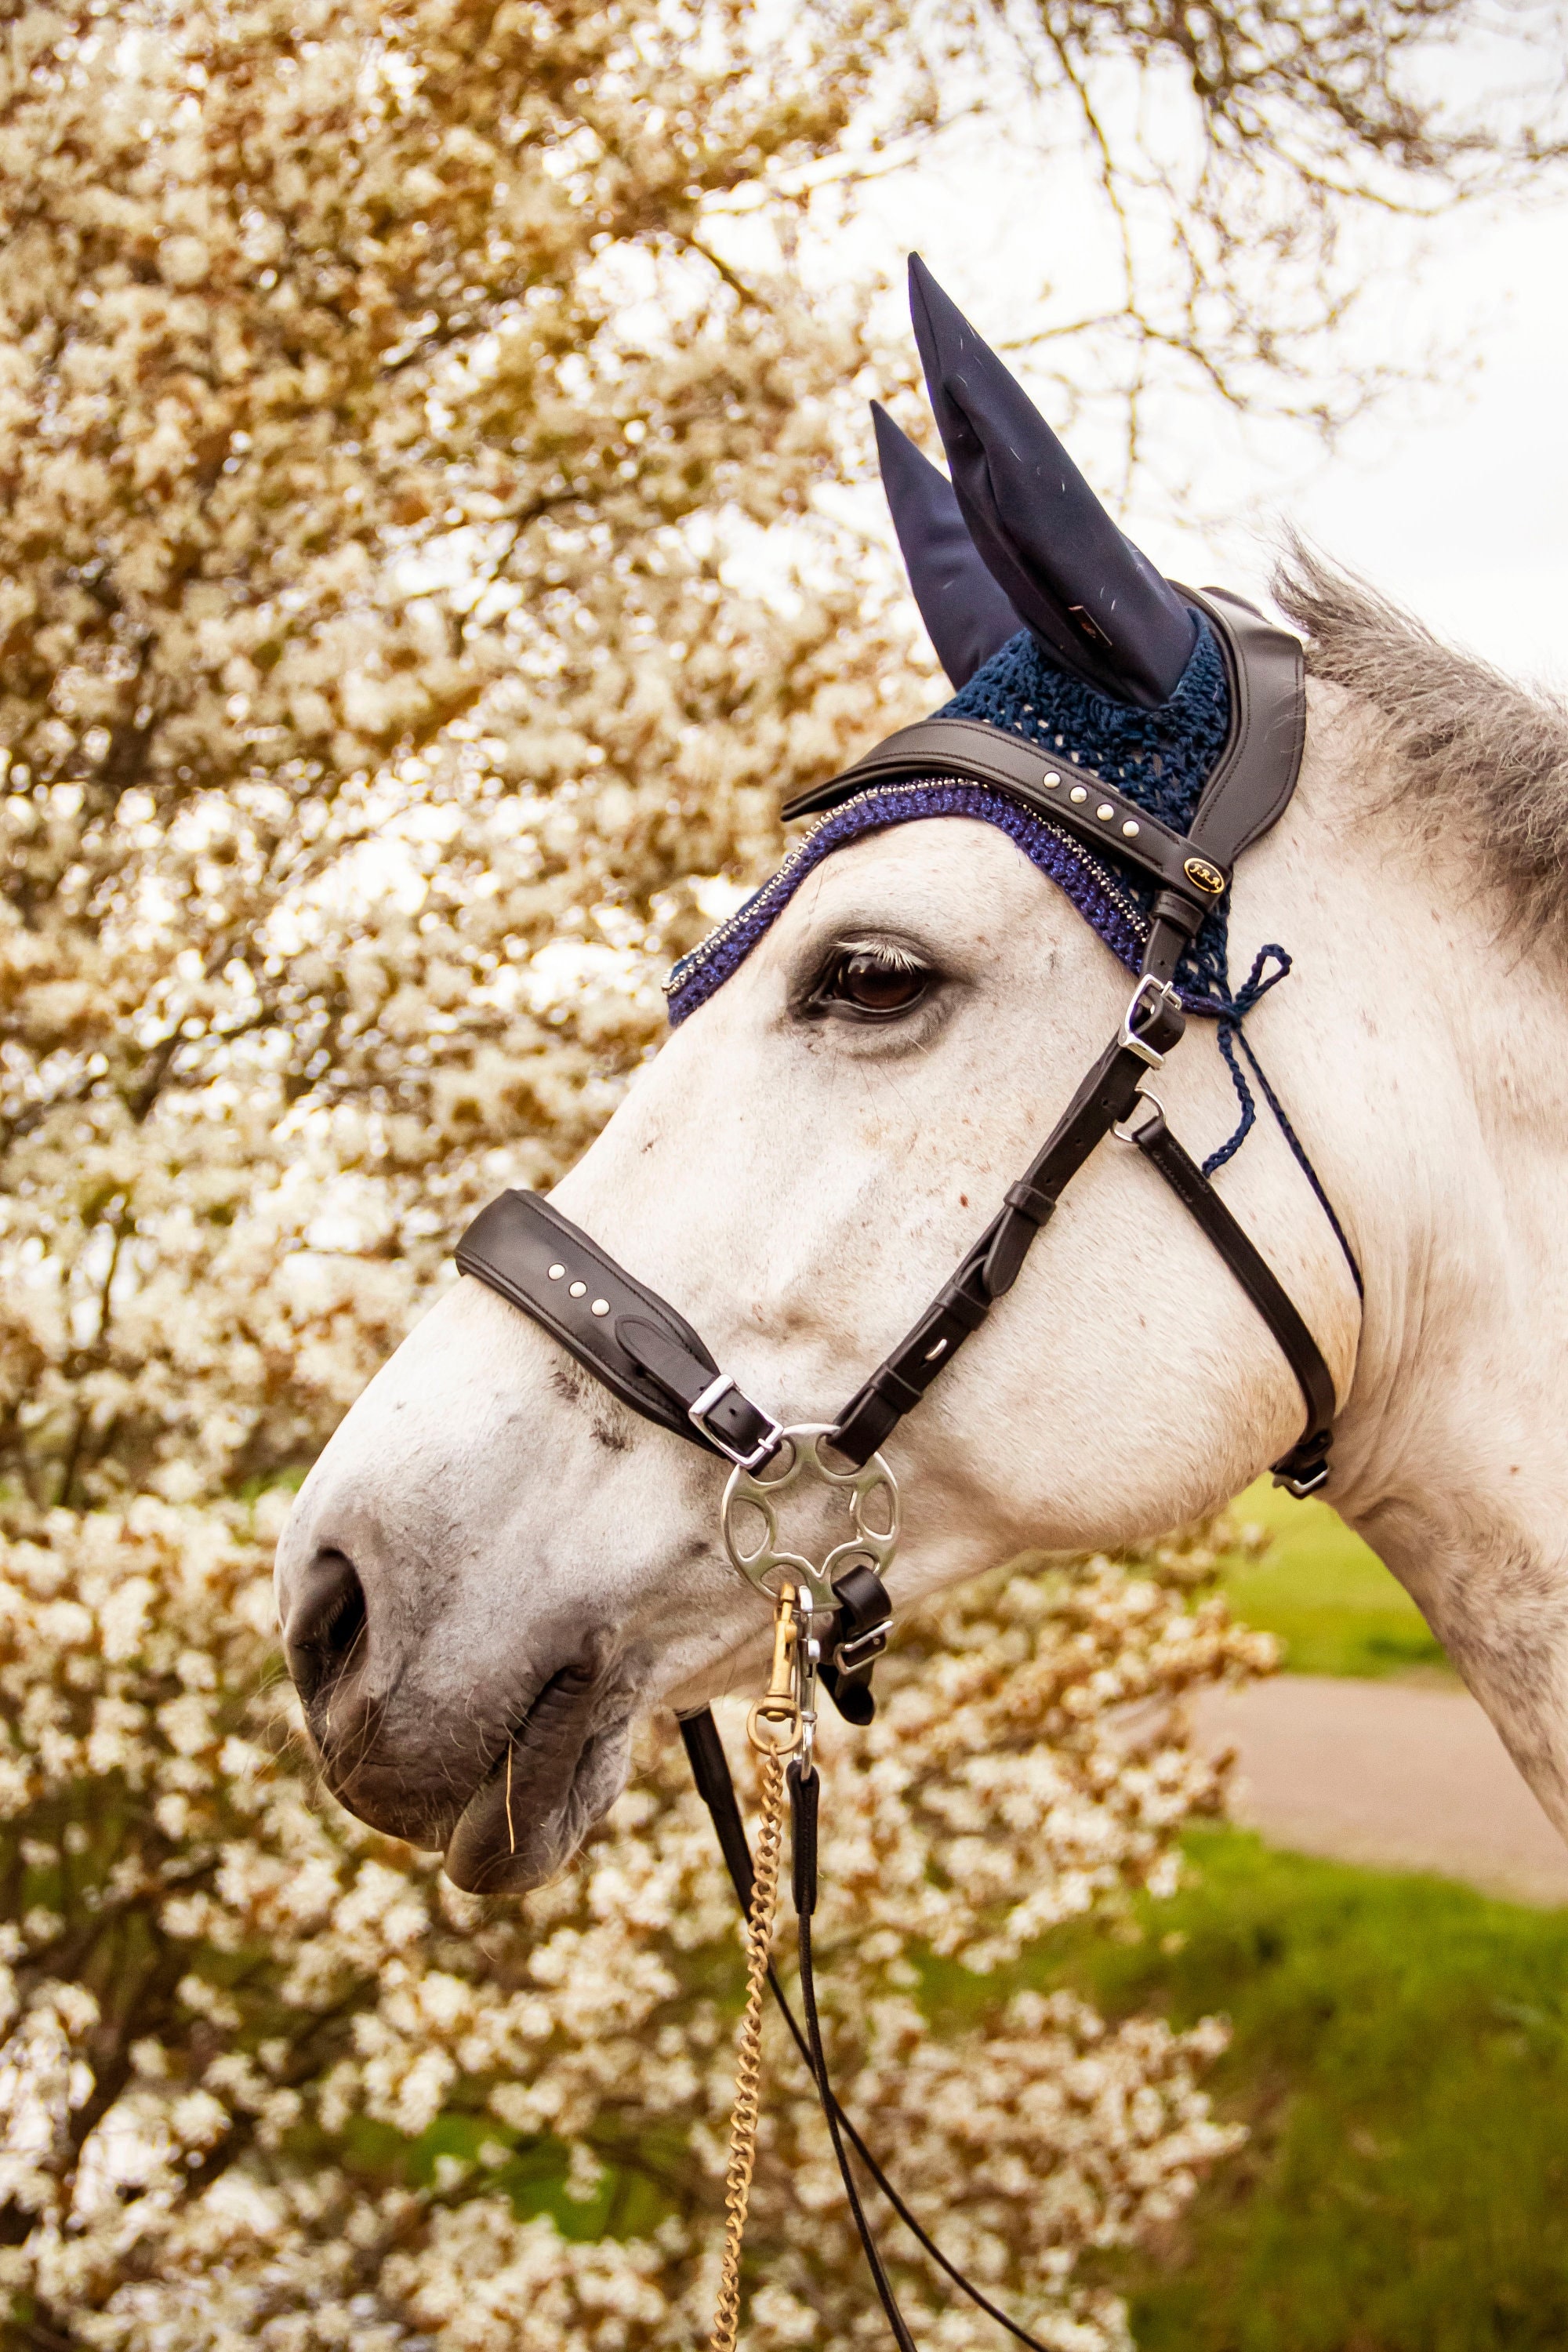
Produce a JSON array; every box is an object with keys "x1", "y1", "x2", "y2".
[{"x1": 1275, "y1": 536, "x2": 1568, "y2": 955}]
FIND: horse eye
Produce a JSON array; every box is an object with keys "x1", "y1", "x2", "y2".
[{"x1": 815, "y1": 947, "x2": 931, "y2": 1018}]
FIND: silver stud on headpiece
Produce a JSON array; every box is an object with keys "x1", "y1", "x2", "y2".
[
  {"x1": 1041, "y1": 770, "x2": 1061, "y2": 789},
  {"x1": 1095, "y1": 802, "x2": 1114, "y2": 821},
  {"x1": 1069, "y1": 785, "x2": 1088, "y2": 804},
  {"x1": 1122, "y1": 819, "x2": 1141, "y2": 838}
]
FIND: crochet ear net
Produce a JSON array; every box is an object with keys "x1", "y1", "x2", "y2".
[{"x1": 880, "y1": 256, "x2": 1196, "y2": 710}]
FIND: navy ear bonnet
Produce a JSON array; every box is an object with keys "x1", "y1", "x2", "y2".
[{"x1": 667, "y1": 259, "x2": 1250, "y2": 1029}]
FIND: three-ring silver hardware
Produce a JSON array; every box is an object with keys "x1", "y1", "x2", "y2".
[
  {"x1": 721, "y1": 1424, "x2": 899, "y2": 1615},
  {"x1": 1118, "y1": 974, "x2": 1181, "y2": 1069},
  {"x1": 688, "y1": 1374, "x2": 785, "y2": 1474}
]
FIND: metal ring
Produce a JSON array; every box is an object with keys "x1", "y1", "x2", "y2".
[
  {"x1": 721, "y1": 1425, "x2": 900, "y2": 1610},
  {"x1": 1112, "y1": 1090, "x2": 1165, "y2": 1146}
]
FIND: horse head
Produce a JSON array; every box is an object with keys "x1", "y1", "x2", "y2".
[{"x1": 275, "y1": 260, "x2": 1568, "y2": 1894}]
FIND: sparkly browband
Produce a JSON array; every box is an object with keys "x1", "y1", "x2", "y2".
[{"x1": 666, "y1": 779, "x2": 1163, "y2": 1029}]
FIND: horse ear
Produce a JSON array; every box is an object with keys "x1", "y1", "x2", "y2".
[
  {"x1": 872, "y1": 401, "x2": 1024, "y2": 688},
  {"x1": 907, "y1": 255, "x2": 1195, "y2": 709}
]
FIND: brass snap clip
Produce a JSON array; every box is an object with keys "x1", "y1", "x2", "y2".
[{"x1": 746, "y1": 1582, "x2": 803, "y2": 1756}]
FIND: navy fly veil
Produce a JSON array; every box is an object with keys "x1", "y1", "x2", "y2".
[
  {"x1": 664, "y1": 255, "x2": 1320, "y2": 1191},
  {"x1": 453, "y1": 256, "x2": 1351, "y2": 1522},
  {"x1": 666, "y1": 619, "x2": 1243, "y2": 1029}
]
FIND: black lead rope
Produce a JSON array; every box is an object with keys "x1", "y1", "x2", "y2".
[
  {"x1": 680, "y1": 1709, "x2": 1067, "y2": 2352},
  {"x1": 791, "y1": 1758, "x2": 919, "y2": 2352}
]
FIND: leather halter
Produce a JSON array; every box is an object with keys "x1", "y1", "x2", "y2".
[{"x1": 456, "y1": 585, "x2": 1345, "y2": 1553}]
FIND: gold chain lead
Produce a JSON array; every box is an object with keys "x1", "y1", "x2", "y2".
[{"x1": 709, "y1": 1588, "x2": 800, "y2": 2352}]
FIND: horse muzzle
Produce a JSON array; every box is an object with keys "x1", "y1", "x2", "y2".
[{"x1": 279, "y1": 1533, "x2": 628, "y2": 1886}]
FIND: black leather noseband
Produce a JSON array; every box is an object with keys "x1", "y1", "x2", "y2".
[
  {"x1": 456, "y1": 1189, "x2": 784, "y2": 1471},
  {"x1": 457, "y1": 587, "x2": 1348, "y2": 1542}
]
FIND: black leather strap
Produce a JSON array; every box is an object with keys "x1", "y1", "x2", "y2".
[
  {"x1": 1135, "y1": 596, "x2": 1305, "y2": 991},
  {"x1": 829, "y1": 984, "x2": 1186, "y2": 1467},
  {"x1": 781, "y1": 717, "x2": 1221, "y2": 914},
  {"x1": 1181, "y1": 589, "x2": 1308, "y2": 870},
  {"x1": 1129, "y1": 1104, "x2": 1336, "y2": 1495},
  {"x1": 817, "y1": 1561, "x2": 893, "y2": 1725},
  {"x1": 455, "y1": 1190, "x2": 781, "y2": 1468}
]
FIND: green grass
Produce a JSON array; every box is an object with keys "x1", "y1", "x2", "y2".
[
  {"x1": 1040, "y1": 1828, "x2": 1568, "y2": 2351},
  {"x1": 1221, "y1": 1479, "x2": 1450, "y2": 1679}
]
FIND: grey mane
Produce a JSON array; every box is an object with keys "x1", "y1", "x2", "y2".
[{"x1": 1274, "y1": 538, "x2": 1568, "y2": 951}]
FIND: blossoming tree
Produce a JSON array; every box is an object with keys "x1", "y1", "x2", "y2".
[{"x1": 0, "y1": 0, "x2": 1554, "y2": 2343}]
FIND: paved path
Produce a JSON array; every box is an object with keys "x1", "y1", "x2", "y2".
[{"x1": 1192, "y1": 1673, "x2": 1568, "y2": 1906}]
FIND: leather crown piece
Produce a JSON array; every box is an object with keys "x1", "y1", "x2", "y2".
[{"x1": 783, "y1": 586, "x2": 1306, "y2": 977}]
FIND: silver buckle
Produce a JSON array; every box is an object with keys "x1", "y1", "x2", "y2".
[
  {"x1": 1119, "y1": 975, "x2": 1181, "y2": 1069},
  {"x1": 688, "y1": 1374, "x2": 783, "y2": 1473},
  {"x1": 834, "y1": 1622, "x2": 889, "y2": 1673}
]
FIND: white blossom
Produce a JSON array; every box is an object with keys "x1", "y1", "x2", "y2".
[{"x1": 0, "y1": 1493, "x2": 1271, "y2": 2346}]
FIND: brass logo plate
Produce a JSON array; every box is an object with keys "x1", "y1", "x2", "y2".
[{"x1": 1183, "y1": 856, "x2": 1226, "y2": 895}]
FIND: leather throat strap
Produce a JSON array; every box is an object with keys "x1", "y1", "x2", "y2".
[{"x1": 1132, "y1": 1107, "x2": 1335, "y2": 1486}]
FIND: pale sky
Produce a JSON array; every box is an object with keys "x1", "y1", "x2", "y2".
[{"x1": 803, "y1": 82, "x2": 1568, "y2": 690}]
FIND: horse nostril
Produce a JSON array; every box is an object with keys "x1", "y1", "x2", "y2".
[{"x1": 283, "y1": 1549, "x2": 368, "y2": 1708}]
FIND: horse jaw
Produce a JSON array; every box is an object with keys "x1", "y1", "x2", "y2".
[
  {"x1": 278, "y1": 727, "x2": 1568, "y2": 1888},
  {"x1": 277, "y1": 807, "x2": 1368, "y2": 1889}
]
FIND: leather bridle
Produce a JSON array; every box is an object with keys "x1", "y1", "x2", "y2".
[
  {"x1": 456, "y1": 586, "x2": 1346, "y2": 1523},
  {"x1": 449, "y1": 586, "x2": 1357, "y2": 2344}
]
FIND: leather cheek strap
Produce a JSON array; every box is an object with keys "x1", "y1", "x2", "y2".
[
  {"x1": 1129, "y1": 1105, "x2": 1337, "y2": 1495},
  {"x1": 828, "y1": 989, "x2": 1188, "y2": 1470}
]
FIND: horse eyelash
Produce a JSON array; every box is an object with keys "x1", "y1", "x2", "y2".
[{"x1": 832, "y1": 937, "x2": 928, "y2": 974}]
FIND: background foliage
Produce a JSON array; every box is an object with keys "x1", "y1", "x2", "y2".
[
  {"x1": 1051, "y1": 1828, "x2": 1568, "y2": 2352},
  {"x1": 0, "y1": 0, "x2": 1558, "y2": 2342}
]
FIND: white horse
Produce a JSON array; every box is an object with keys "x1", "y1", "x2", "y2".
[
  {"x1": 275, "y1": 247, "x2": 1568, "y2": 1895},
  {"x1": 274, "y1": 531, "x2": 1568, "y2": 1893}
]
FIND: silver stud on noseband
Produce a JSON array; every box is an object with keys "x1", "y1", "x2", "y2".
[
  {"x1": 568, "y1": 1280, "x2": 586, "y2": 1297},
  {"x1": 547, "y1": 1263, "x2": 566, "y2": 1279}
]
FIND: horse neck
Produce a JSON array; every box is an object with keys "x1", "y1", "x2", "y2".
[{"x1": 1282, "y1": 693, "x2": 1568, "y2": 1817}]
